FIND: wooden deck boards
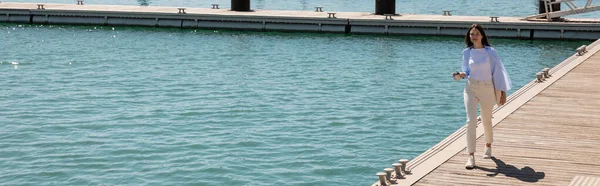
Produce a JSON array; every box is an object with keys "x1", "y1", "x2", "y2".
[{"x1": 412, "y1": 49, "x2": 600, "y2": 185}]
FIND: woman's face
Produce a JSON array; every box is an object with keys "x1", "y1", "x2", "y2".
[{"x1": 469, "y1": 29, "x2": 482, "y2": 44}]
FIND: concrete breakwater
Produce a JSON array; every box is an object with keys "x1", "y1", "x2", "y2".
[{"x1": 1, "y1": 2, "x2": 600, "y2": 40}]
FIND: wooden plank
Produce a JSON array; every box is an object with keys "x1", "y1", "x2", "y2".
[{"x1": 568, "y1": 176, "x2": 600, "y2": 186}]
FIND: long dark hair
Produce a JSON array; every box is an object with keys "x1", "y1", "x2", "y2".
[{"x1": 464, "y1": 24, "x2": 491, "y2": 48}]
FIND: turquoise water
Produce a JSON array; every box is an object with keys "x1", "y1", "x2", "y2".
[
  {"x1": 6, "y1": 0, "x2": 600, "y2": 18},
  {"x1": 0, "y1": 23, "x2": 588, "y2": 185}
]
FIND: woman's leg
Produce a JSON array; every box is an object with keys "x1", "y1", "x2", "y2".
[
  {"x1": 480, "y1": 85, "x2": 496, "y2": 147},
  {"x1": 464, "y1": 83, "x2": 479, "y2": 155}
]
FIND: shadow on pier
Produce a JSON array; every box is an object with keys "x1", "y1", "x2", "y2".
[{"x1": 476, "y1": 157, "x2": 546, "y2": 182}]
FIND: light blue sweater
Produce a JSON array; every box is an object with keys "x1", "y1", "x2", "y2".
[{"x1": 462, "y1": 46, "x2": 512, "y2": 92}]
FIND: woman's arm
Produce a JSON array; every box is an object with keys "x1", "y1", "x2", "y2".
[
  {"x1": 490, "y1": 48, "x2": 512, "y2": 91},
  {"x1": 500, "y1": 91, "x2": 507, "y2": 105},
  {"x1": 462, "y1": 49, "x2": 470, "y2": 78}
]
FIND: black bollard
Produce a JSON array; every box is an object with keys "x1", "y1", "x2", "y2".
[
  {"x1": 538, "y1": 0, "x2": 561, "y2": 20},
  {"x1": 231, "y1": 0, "x2": 251, "y2": 11},
  {"x1": 375, "y1": 0, "x2": 396, "y2": 15}
]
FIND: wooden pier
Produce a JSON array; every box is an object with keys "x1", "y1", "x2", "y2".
[
  {"x1": 373, "y1": 39, "x2": 600, "y2": 185},
  {"x1": 1, "y1": 2, "x2": 600, "y2": 39}
]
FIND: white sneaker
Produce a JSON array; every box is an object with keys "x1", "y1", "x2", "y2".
[
  {"x1": 483, "y1": 147, "x2": 492, "y2": 159},
  {"x1": 465, "y1": 155, "x2": 475, "y2": 169}
]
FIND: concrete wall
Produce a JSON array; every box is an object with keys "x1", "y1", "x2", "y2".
[
  {"x1": 198, "y1": 20, "x2": 263, "y2": 30},
  {"x1": 31, "y1": 15, "x2": 46, "y2": 23},
  {"x1": 106, "y1": 17, "x2": 155, "y2": 26},
  {"x1": 389, "y1": 27, "x2": 438, "y2": 35},
  {"x1": 519, "y1": 29, "x2": 533, "y2": 38},
  {"x1": 486, "y1": 29, "x2": 520, "y2": 38},
  {"x1": 321, "y1": 25, "x2": 345, "y2": 33},
  {"x1": 157, "y1": 19, "x2": 180, "y2": 27},
  {"x1": 534, "y1": 30, "x2": 562, "y2": 39},
  {"x1": 182, "y1": 20, "x2": 196, "y2": 28},
  {"x1": 564, "y1": 31, "x2": 600, "y2": 40},
  {"x1": 7, "y1": 15, "x2": 29, "y2": 23},
  {"x1": 265, "y1": 23, "x2": 319, "y2": 32},
  {"x1": 47, "y1": 16, "x2": 105, "y2": 25},
  {"x1": 352, "y1": 25, "x2": 386, "y2": 34},
  {"x1": 439, "y1": 27, "x2": 465, "y2": 36}
]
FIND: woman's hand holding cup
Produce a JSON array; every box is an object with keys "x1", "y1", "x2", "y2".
[{"x1": 452, "y1": 71, "x2": 466, "y2": 81}]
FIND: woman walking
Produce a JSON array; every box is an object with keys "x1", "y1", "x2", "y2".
[{"x1": 454, "y1": 24, "x2": 512, "y2": 169}]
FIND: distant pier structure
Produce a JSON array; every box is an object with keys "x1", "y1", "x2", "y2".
[{"x1": 1, "y1": 1, "x2": 600, "y2": 40}]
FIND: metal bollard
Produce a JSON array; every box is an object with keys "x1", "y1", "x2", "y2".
[
  {"x1": 536, "y1": 72, "x2": 544, "y2": 82},
  {"x1": 393, "y1": 163, "x2": 404, "y2": 179},
  {"x1": 542, "y1": 68, "x2": 550, "y2": 78},
  {"x1": 384, "y1": 168, "x2": 394, "y2": 182},
  {"x1": 315, "y1": 6, "x2": 323, "y2": 12},
  {"x1": 577, "y1": 45, "x2": 587, "y2": 56},
  {"x1": 443, "y1": 10, "x2": 452, "y2": 16},
  {"x1": 384, "y1": 14, "x2": 394, "y2": 20},
  {"x1": 377, "y1": 172, "x2": 388, "y2": 186},
  {"x1": 490, "y1": 16, "x2": 499, "y2": 22},
  {"x1": 399, "y1": 159, "x2": 409, "y2": 173},
  {"x1": 327, "y1": 12, "x2": 337, "y2": 18}
]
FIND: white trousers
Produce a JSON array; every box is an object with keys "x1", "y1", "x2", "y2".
[{"x1": 464, "y1": 78, "x2": 495, "y2": 154}]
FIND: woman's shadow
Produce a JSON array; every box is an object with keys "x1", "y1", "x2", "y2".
[{"x1": 475, "y1": 157, "x2": 545, "y2": 182}]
